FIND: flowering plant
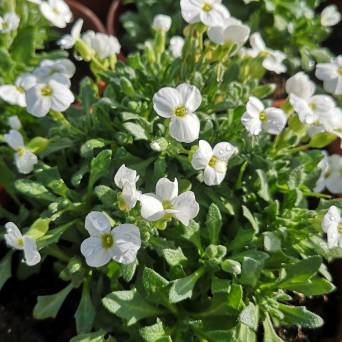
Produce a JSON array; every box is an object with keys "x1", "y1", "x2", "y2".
[{"x1": 1, "y1": 0, "x2": 342, "y2": 341}]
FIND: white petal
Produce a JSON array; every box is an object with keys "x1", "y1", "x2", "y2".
[
  {"x1": 112, "y1": 224, "x2": 141, "y2": 264},
  {"x1": 169, "y1": 36, "x2": 185, "y2": 58},
  {"x1": 223, "y1": 24, "x2": 250, "y2": 45},
  {"x1": 15, "y1": 150, "x2": 38, "y2": 174},
  {"x1": 290, "y1": 94, "x2": 317, "y2": 125},
  {"x1": 285, "y1": 72, "x2": 315, "y2": 99},
  {"x1": 327, "y1": 225, "x2": 339, "y2": 248},
  {"x1": 176, "y1": 83, "x2": 202, "y2": 113},
  {"x1": 180, "y1": 0, "x2": 201, "y2": 24},
  {"x1": 246, "y1": 96, "x2": 264, "y2": 116},
  {"x1": 207, "y1": 26, "x2": 225, "y2": 44},
  {"x1": 26, "y1": 85, "x2": 51, "y2": 117},
  {"x1": 200, "y1": 4, "x2": 229, "y2": 27},
  {"x1": 322, "y1": 206, "x2": 341, "y2": 232},
  {"x1": 262, "y1": 108, "x2": 287, "y2": 135},
  {"x1": 152, "y1": 14, "x2": 172, "y2": 31},
  {"x1": 80, "y1": 236, "x2": 112, "y2": 267},
  {"x1": 114, "y1": 164, "x2": 138, "y2": 189},
  {"x1": 204, "y1": 165, "x2": 226, "y2": 186},
  {"x1": 250, "y1": 32, "x2": 266, "y2": 52},
  {"x1": 156, "y1": 178, "x2": 178, "y2": 201},
  {"x1": 4, "y1": 222, "x2": 23, "y2": 249},
  {"x1": 321, "y1": 5, "x2": 341, "y2": 26},
  {"x1": 191, "y1": 140, "x2": 213, "y2": 170},
  {"x1": 49, "y1": 80, "x2": 74, "y2": 112},
  {"x1": 324, "y1": 77, "x2": 342, "y2": 95},
  {"x1": 325, "y1": 172, "x2": 342, "y2": 194},
  {"x1": 172, "y1": 191, "x2": 199, "y2": 226},
  {"x1": 85, "y1": 211, "x2": 111, "y2": 236},
  {"x1": 140, "y1": 194, "x2": 165, "y2": 221},
  {"x1": 241, "y1": 112, "x2": 262, "y2": 135},
  {"x1": 8, "y1": 115, "x2": 21, "y2": 130},
  {"x1": 263, "y1": 52, "x2": 287, "y2": 74},
  {"x1": 153, "y1": 87, "x2": 183, "y2": 118},
  {"x1": 169, "y1": 113, "x2": 200, "y2": 143},
  {"x1": 315, "y1": 63, "x2": 338, "y2": 81},
  {"x1": 328, "y1": 154, "x2": 342, "y2": 172},
  {"x1": 0, "y1": 85, "x2": 26, "y2": 107},
  {"x1": 121, "y1": 182, "x2": 139, "y2": 210},
  {"x1": 4, "y1": 129, "x2": 24, "y2": 150},
  {"x1": 23, "y1": 236, "x2": 41, "y2": 266},
  {"x1": 213, "y1": 142, "x2": 237, "y2": 162}
]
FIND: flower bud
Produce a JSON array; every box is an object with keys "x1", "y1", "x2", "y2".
[
  {"x1": 221, "y1": 259, "x2": 241, "y2": 275},
  {"x1": 150, "y1": 138, "x2": 169, "y2": 152},
  {"x1": 152, "y1": 14, "x2": 172, "y2": 32}
]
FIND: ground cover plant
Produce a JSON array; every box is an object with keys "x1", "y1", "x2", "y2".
[{"x1": 1, "y1": 0, "x2": 342, "y2": 341}]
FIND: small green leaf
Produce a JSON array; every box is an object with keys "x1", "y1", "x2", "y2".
[
  {"x1": 278, "y1": 304, "x2": 324, "y2": 329},
  {"x1": 15, "y1": 179, "x2": 58, "y2": 202},
  {"x1": 88, "y1": 149, "x2": 112, "y2": 189},
  {"x1": 140, "y1": 319, "x2": 171, "y2": 342},
  {"x1": 75, "y1": 282, "x2": 95, "y2": 334},
  {"x1": 162, "y1": 247, "x2": 187, "y2": 266},
  {"x1": 70, "y1": 330, "x2": 114, "y2": 342},
  {"x1": 308, "y1": 132, "x2": 336, "y2": 148},
  {"x1": 242, "y1": 206, "x2": 259, "y2": 233},
  {"x1": 0, "y1": 251, "x2": 13, "y2": 290},
  {"x1": 102, "y1": 289, "x2": 161, "y2": 325},
  {"x1": 240, "y1": 257, "x2": 262, "y2": 287},
  {"x1": 239, "y1": 302, "x2": 259, "y2": 331},
  {"x1": 26, "y1": 137, "x2": 49, "y2": 154},
  {"x1": 263, "y1": 313, "x2": 284, "y2": 342},
  {"x1": 251, "y1": 84, "x2": 276, "y2": 98},
  {"x1": 123, "y1": 122, "x2": 148, "y2": 140},
  {"x1": 143, "y1": 267, "x2": 169, "y2": 295},
  {"x1": 33, "y1": 283, "x2": 74, "y2": 319},
  {"x1": 256, "y1": 169, "x2": 270, "y2": 202},
  {"x1": 94, "y1": 185, "x2": 117, "y2": 208},
  {"x1": 26, "y1": 218, "x2": 50, "y2": 240},
  {"x1": 206, "y1": 203, "x2": 223, "y2": 244},
  {"x1": 35, "y1": 166, "x2": 69, "y2": 197},
  {"x1": 80, "y1": 139, "x2": 106, "y2": 158},
  {"x1": 282, "y1": 277, "x2": 335, "y2": 296},
  {"x1": 169, "y1": 269, "x2": 203, "y2": 303}
]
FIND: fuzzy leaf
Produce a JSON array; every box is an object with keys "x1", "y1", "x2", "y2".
[
  {"x1": 239, "y1": 302, "x2": 258, "y2": 331},
  {"x1": 206, "y1": 203, "x2": 223, "y2": 245},
  {"x1": 0, "y1": 251, "x2": 13, "y2": 290},
  {"x1": 75, "y1": 282, "x2": 95, "y2": 334},
  {"x1": 88, "y1": 149, "x2": 112, "y2": 189},
  {"x1": 263, "y1": 314, "x2": 284, "y2": 342}
]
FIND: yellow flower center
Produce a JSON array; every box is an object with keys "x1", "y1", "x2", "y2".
[
  {"x1": 102, "y1": 233, "x2": 114, "y2": 249},
  {"x1": 118, "y1": 193, "x2": 129, "y2": 212},
  {"x1": 162, "y1": 200, "x2": 173, "y2": 210},
  {"x1": 338, "y1": 66, "x2": 342, "y2": 76},
  {"x1": 40, "y1": 85, "x2": 53, "y2": 97},
  {"x1": 174, "y1": 106, "x2": 187, "y2": 117},
  {"x1": 309, "y1": 102, "x2": 317, "y2": 111},
  {"x1": 208, "y1": 155, "x2": 218, "y2": 168},
  {"x1": 17, "y1": 238, "x2": 24, "y2": 248},
  {"x1": 52, "y1": 7, "x2": 61, "y2": 15},
  {"x1": 16, "y1": 86, "x2": 25, "y2": 93},
  {"x1": 338, "y1": 224, "x2": 342, "y2": 235},
  {"x1": 260, "y1": 51, "x2": 269, "y2": 58},
  {"x1": 202, "y1": 2, "x2": 213, "y2": 12},
  {"x1": 17, "y1": 147, "x2": 25, "y2": 156},
  {"x1": 259, "y1": 111, "x2": 267, "y2": 122}
]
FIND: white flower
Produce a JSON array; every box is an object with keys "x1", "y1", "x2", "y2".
[
  {"x1": 26, "y1": 79, "x2": 74, "y2": 117},
  {"x1": 4, "y1": 130, "x2": 38, "y2": 174},
  {"x1": 114, "y1": 165, "x2": 141, "y2": 211},
  {"x1": 81, "y1": 31, "x2": 121, "y2": 60},
  {"x1": 321, "y1": 5, "x2": 341, "y2": 27},
  {"x1": 180, "y1": 0, "x2": 230, "y2": 27},
  {"x1": 308, "y1": 107, "x2": 342, "y2": 137},
  {"x1": 285, "y1": 72, "x2": 316, "y2": 100},
  {"x1": 249, "y1": 33, "x2": 287, "y2": 74},
  {"x1": 0, "y1": 73, "x2": 37, "y2": 107},
  {"x1": 140, "y1": 178, "x2": 199, "y2": 226},
  {"x1": 58, "y1": 18, "x2": 83, "y2": 49},
  {"x1": 191, "y1": 140, "x2": 237, "y2": 186},
  {"x1": 33, "y1": 59, "x2": 76, "y2": 87},
  {"x1": 314, "y1": 151, "x2": 329, "y2": 193},
  {"x1": 4, "y1": 222, "x2": 41, "y2": 266},
  {"x1": 208, "y1": 17, "x2": 250, "y2": 47},
  {"x1": 40, "y1": 0, "x2": 72, "y2": 28},
  {"x1": 8, "y1": 115, "x2": 21, "y2": 130},
  {"x1": 81, "y1": 211, "x2": 141, "y2": 267},
  {"x1": 325, "y1": 154, "x2": 342, "y2": 194},
  {"x1": 0, "y1": 12, "x2": 20, "y2": 33},
  {"x1": 241, "y1": 96, "x2": 287, "y2": 135},
  {"x1": 152, "y1": 14, "x2": 172, "y2": 32},
  {"x1": 322, "y1": 206, "x2": 342, "y2": 248},
  {"x1": 169, "y1": 36, "x2": 185, "y2": 58},
  {"x1": 316, "y1": 56, "x2": 342, "y2": 95},
  {"x1": 153, "y1": 83, "x2": 202, "y2": 143}
]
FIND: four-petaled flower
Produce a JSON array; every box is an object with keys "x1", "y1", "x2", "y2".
[
  {"x1": 140, "y1": 178, "x2": 199, "y2": 226},
  {"x1": 316, "y1": 56, "x2": 342, "y2": 95},
  {"x1": 0, "y1": 12, "x2": 20, "y2": 33},
  {"x1": 40, "y1": 0, "x2": 72, "y2": 28},
  {"x1": 153, "y1": 83, "x2": 202, "y2": 143},
  {"x1": 241, "y1": 96, "x2": 287, "y2": 136},
  {"x1": 81, "y1": 211, "x2": 141, "y2": 267},
  {"x1": 4, "y1": 222, "x2": 41, "y2": 266},
  {"x1": 58, "y1": 18, "x2": 83, "y2": 49},
  {"x1": 191, "y1": 140, "x2": 238, "y2": 186},
  {"x1": 4, "y1": 130, "x2": 38, "y2": 174}
]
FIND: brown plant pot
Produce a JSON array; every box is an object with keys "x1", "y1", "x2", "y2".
[
  {"x1": 66, "y1": 0, "x2": 106, "y2": 33},
  {"x1": 106, "y1": 0, "x2": 121, "y2": 36},
  {"x1": 68, "y1": 0, "x2": 112, "y2": 23}
]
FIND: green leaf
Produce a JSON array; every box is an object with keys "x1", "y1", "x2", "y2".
[
  {"x1": 263, "y1": 314, "x2": 284, "y2": 342},
  {"x1": 35, "y1": 166, "x2": 69, "y2": 197},
  {"x1": 11, "y1": 27, "x2": 36, "y2": 62},
  {"x1": 256, "y1": 169, "x2": 270, "y2": 202},
  {"x1": 80, "y1": 139, "x2": 107, "y2": 158},
  {"x1": 242, "y1": 206, "x2": 259, "y2": 233},
  {"x1": 236, "y1": 322, "x2": 257, "y2": 342},
  {"x1": 180, "y1": 220, "x2": 202, "y2": 251},
  {"x1": 239, "y1": 302, "x2": 258, "y2": 331},
  {"x1": 279, "y1": 256, "x2": 322, "y2": 285},
  {"x1": 240, "y1": 257, "x2": 262, "y2": 287},
  {"x1": 75, "y1": 282, "x2": 95, "y2": 334},
  {"x1": 26, "y1": 137, "x2": 49, "y2": 154},
  {"x1": 70, "y1": 330, "x2": 114, "y2": 342},
  {"x1": 123, "y1": 122, "x2": 148, "y2": 140},
  {"x1": 94, "y1": 185, "x2": 117, "y2": 208},
  {"x1": 0, "y1": 157, "x2": 17, "y2": 201},
  {"x1": 251, "y1": 84, "x2": 276, "y2": 99},
  {"x1": 140, "y1": 319, "x2": 171, "y2": 342},
  {"x1": 120, "y1": 260, "x2": 137, "y2": 282},
  {"x1": 143, "y1": 267, "x2": 169, "y2": 296},
  {"x1": 162, "y1": 247, "x2": 187, "y2": 266},
  {"x1": 281, "y1": 277, "x2": 335, "y2": 296},
  {"x1": 88, "y1": 149, "x2": 112, "y2": 189},
  {"x1": 33, "y1": 283, "x2": 74, "y2": 319},
  {"x1": 278, "y1": 304, "x2": 324, "y2": 329},
  {"x1": 0, "y1": 251, "x2": 13, "y2": 290},
  {"x1": 308, "y1": 132, "x2": 336, "y2": 148},
  {"x1": 206, "y1": 203, "x2": 223, "y2": 244},
  {"x1": 102, "y1": 289, "x2": 161, "y2": 325},
  {"x1": 15, "y1": 179, "x2": 58, "y2": 202},
  {"x1": 26, "y1": 218, "x2": 50, "y2": 240},
  {"x1": 169, "y1": 269, "x2": 203, "y2": 303}
]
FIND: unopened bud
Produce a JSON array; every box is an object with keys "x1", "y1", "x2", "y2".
[{"x1": 221, "y1": 259, "x2": 241, "y2": 275}]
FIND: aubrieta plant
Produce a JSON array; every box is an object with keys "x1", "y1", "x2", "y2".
[{"x1": 1, "y1": 0, "x2": 342, "y2": 341}]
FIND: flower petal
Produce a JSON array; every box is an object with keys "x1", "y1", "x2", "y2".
[
  {"x1": 140, "y1": 194, "x2": 165, "y2": 221},
  {"x1": 172, "y1": 191, "x2": 199, "y2": 226},
  {"x1": 114, "y1": 164, "x2": 138, "y2": 189},
  {"x1": 177, "y1": 83, "x2": 202, "y2": 113},
  {"x1": 204, "y1": 165, "x2": 226, "y2": 186},
  {"x1": 4, "y1": 222, "x2": 23, "y2": 249},
  {"x1": 80, "y1": 236, "x2": 112, "y2": 267},
  {"x1": 15, "y1": 150, "x2": 38, "y2": 174},
  {"x1": 191, "y1": 140, "x2": 213, "y2": 170},
  {"x1": 4, "y1": 130, "x2": 24, "y2": 150},
  {"x1": 213, "y1": 142, "x2": 237, "y2": 162},
  {"x1": 169, "y1": 113, "x2": 200, "y2": 143},
  {"x1": 241, "y1": 112, "x2": 261, "y2": 135},
  {"x1": 23, "y1": 236, "x2": 41, "y2": 266},
  {"x1": 262, "y1": 108, "x2": 287, "y2": 135},
  {"x1": 156, "y1": 177, "x2": 178, "y2": 201},
  {"x1": 85, "y1": 211, "x2": 111, "y2": 236},
  {"x1": 153, "y1": 87, "x2": 182, "y2": 118}
]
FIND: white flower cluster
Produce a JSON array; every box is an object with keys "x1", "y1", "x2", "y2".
[
  {"x1": 0, "y1": 59, "x2": 75, "y2": 117},
  {"x1": 286, "y1": 71, "x2": 342, "y2": 136},
  {"x1": 0, "y1": 12, "x2": 20, "y2": 33}
]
